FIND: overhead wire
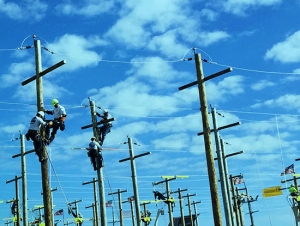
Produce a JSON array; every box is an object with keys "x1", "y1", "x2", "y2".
[{"x1": 1, "y1": 35, "x2": 300, "y2": 76}]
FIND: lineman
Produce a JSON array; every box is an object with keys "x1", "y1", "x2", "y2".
[
  {"x1": 86, "y1": 137, "x2": 103, "y2": 170},
  {"x1": 96, "y1": 109, "x2": 113, "y2": 146},
  {"x1": 11, "y1": 199, "x2": 17, "y2": 215},
  {"x1": 25, "y1": 111, "x2": 51, "y2": 162},
  {"x1": 68, "y1": 206, "x2": 83, "y2": 226},
  {"x1": 44, "y1": 98, "x2": 67, "y2": 144}
]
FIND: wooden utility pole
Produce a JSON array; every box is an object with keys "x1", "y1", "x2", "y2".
[
  {"x1": 86, "y1": 203, "x2": 97, "y2": 226},
  {"x1": 83, "y1": 178, "x2": 99, "y2": 226},
  {"x1": 170, "y1": 188, "x2": 188, "y2": 226},
  {"x1": 230, "y1": 175, "x2": 241, "y2": 226},
  {"x1": 108, "y1": 189, "x2": 127, "y2": 226},
  {"x1": 153, "y1": 176, "x2": 187, "y2": 226},
  {"x1": 211, "y1": 107, "x2": 240, "y2": 226},
  {"x1": 81, "y1": 99, "x2": 110, "y2": 226},
  {"x1": 236, "y1": 187, "x2": 245, "y2": 226},
  {"x1": 178, "y1": 52, "x2": 232, "y2": 226},
  {"x1": 243, "y1": 187, "x2": 258, "y2": 226},
  {"x1": 19, "y1": 134, "x2": 27, "y2": 226},
  {"x1": 21, "y1": 36, "x2": 66, "y2": 226},
  {"x1": 191, "y1": 201, "x2": 201, "y2": 226},
  {"x1": 119, "y1": 137, "x2": 151, "y2": 226},
  {"x1": 183, "y1": 193, "x2": 196, "y2": 226},
  {"x1": 12, "y1": 134, "x2": 34, "y2": 226},
  {"x1": 220, "y1": 139, "x2": 240, "y2": 226},
  {"x1": 68, "y1": 199, "x2": 82, "y2": 226},
  {"x1": 123, "y1": 197, "x2": 136, "y2": 226},
  {"x1": 6, "y1": 176, "x2": 22, "y2": 226},
  {"x1": 140, "y1": 202, "x2": 151, "y2": 226}
]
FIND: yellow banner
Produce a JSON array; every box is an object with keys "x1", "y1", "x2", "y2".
[{"x1": 263, "y1": 186, "x2": 282, "y2": 198}]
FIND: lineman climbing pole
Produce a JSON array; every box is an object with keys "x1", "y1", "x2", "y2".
[
  {"x1": 6, "y1": 176, "x2": 22, "y2": 226},
  {"x1": 81, "y1": 99, "x2": 113, "y2": 226},
  {"x1": 178, "y1": 51, "x2": 232, "y2": 226},
  {"x1": 21, "y1": 36, "x2": 66, "y2": 226},
  {"x1": 153, "y1": 176, "x2": 188, "y2": 226}
]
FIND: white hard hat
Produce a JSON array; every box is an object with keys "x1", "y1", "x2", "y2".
[
  {"x1": 37, "y1": 111, "x2": 44, "y2": 118},
  {"x1": 103, "y1": 109, "x2": 108, "y2": 114},
  {"x1": 91, "y1": 137, "x2": 96, "y2": 141}
]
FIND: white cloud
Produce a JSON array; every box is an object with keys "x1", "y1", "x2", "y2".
[
  {"x1": 206, "y1": 75, "x2": 245, "y2": 102},
  {"x1": 56, "y1": 0, "x2": 114, "y2": 17},
  {"x1": 155, "y1": 114, "x2": 202, "y2": 134},
  {"x1": 198, "y1": 31, "x2": 230, "y2": 46},
  {"x1": 90, "y1": 76, "x2": 182, "y2": 117},
  {"x1": 45, "y1": 34, "x2": 107, "y2": 72},
  {"x1": 0, "y1": 61, "x2": 34, "y2": 88},
  {"x1": 265, "y1": 30, "x2": 300, "y2": 63},
  {"x1": 105, "y1": 0, "x2": 229, "y2": 55},
  {"x1": 220, "y1": 0, "x2": 282, "y2": 16},
  {"x1": 14, "y1": 79, "x2": 72, "y2": 102},
  {"x1": 0, "y1": 123, "x2": 26, "y2": 133},
  {"x1": 126, "y1": 57, "x2": 191, "y2": 88},
  {"x1": 0, "y1": 0, "x2": 47, "y2": 21},
  {"x1": 200, "y1": 8, "x2": 219, "y2": 21},
  {"x1": 147, "y1": 30, "x2": 190, "y2": 58},
  {"x1": 151, "y1": 133, "x2": 191, "y2": 149},
  {"x1": 251, "y1": 94, "x2": 300, "y2": 112},
  {"x1": 251, "y1": 79, "x2": 275, "y2": 90}
]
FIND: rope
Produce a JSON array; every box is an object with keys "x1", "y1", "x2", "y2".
[
  {"x1": 102, "y1": 158, "x2": 119, "y2": 219},
  {"x1": 45, "y1": 148, "x2": 69, "y2": 206}
]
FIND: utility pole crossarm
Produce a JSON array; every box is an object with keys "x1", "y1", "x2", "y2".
[
  {"x1": 81, "y1": 118, "x2": 115, "y2": 130},
  {"x1": 119, "y1": 152, "x2": 151, "y2": 162},
  {"x1": 21, "y1": 60, "x2": 66, "y2": 86},
  {"x1": 12, "y1": 149, "x2": 35, "y2": 158},
  {"x1": 197, "y1": 121, "x2": 240, "y2": 136},
  {"x1": 6, "y1": 176, "x2": 22, "y2": 184},
  {"x1": 178, "y1": 67, "x2": 232, "y2": 91}
]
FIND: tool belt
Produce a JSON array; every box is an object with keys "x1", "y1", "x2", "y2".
[{"x1": 28, "y1": 130, "x2": 39, "y2": 134}]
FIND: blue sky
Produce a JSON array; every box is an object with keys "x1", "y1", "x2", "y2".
[{"x1": 1, "y1": 0, "x2": 300, "y2": 225}]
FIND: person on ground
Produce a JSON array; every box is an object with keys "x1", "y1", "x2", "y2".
[{"x1": 44, "y1": 98, "x2": 67, "y2": 144}]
